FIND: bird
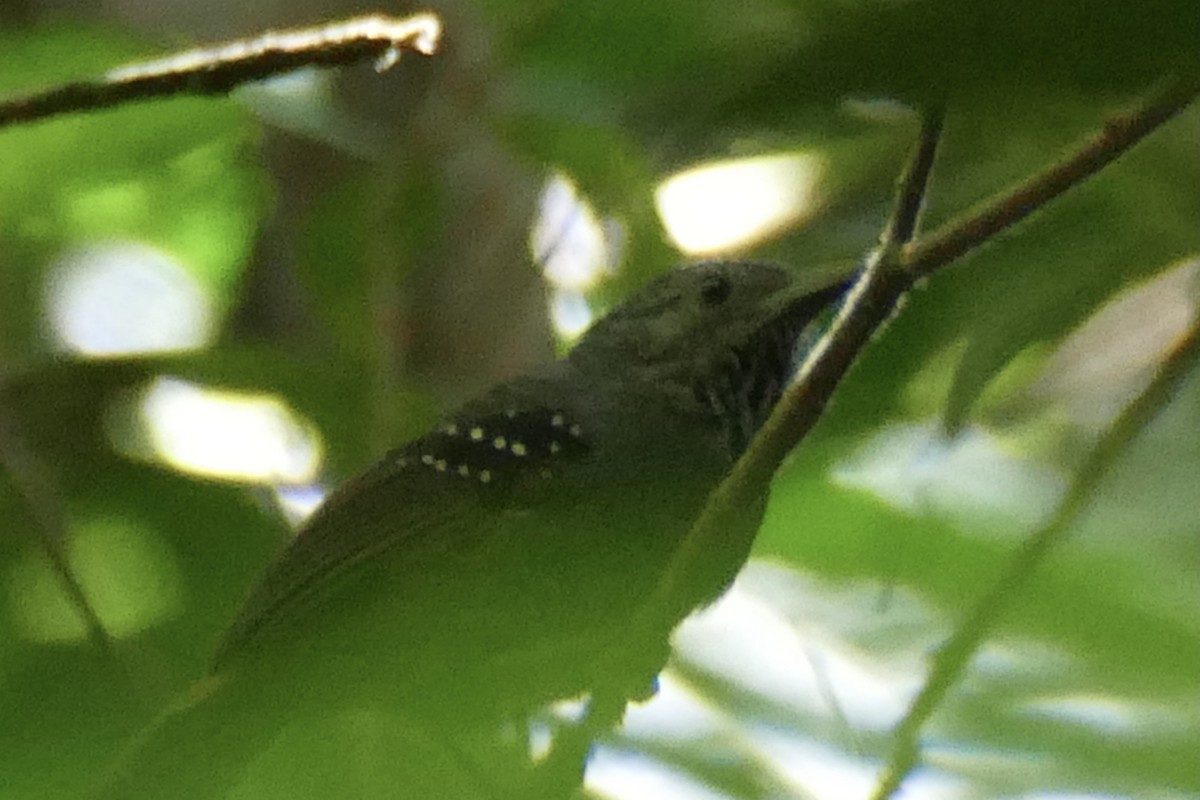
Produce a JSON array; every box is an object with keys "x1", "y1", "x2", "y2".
[{"x1": 92, "y1": 260, "x2": 848, "y2": 800}]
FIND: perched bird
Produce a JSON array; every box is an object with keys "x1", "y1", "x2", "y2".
[{"x1": 94, "y1": 261, "x2": 847, "y2": 800}]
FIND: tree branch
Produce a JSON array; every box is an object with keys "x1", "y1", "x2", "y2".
[
  {"x1": 905, "y1": 76, "x2": 1199, "y2": 280},
  {"x1": 869, "y1": 309, "x2": 1200, "y2": 800},
  {"x1": 886, "y1": 107, "x2": 945, "y2": 248},
  {"x1": 0, "y1": 12, "x2": 442, "y2": 131}
]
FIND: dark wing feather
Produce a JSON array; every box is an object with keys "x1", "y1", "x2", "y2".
[{"x1": 214, "y1": 401, "x2": 592, "y2": 668}]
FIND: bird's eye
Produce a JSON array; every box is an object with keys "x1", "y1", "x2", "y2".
[{"x1": 700, "y1": 274, "x2": 731, "y2": 306}]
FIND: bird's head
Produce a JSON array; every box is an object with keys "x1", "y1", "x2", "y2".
[{"x1": 568, "y1": 261, "x2": 848, "y2": 452}]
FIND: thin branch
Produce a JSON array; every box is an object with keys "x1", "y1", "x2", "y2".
[
  {"x1": 0, "y1": 401, "x2": 113, "y2": 654},
  {"x1": 886, "y1": 106, "x2": 945, "y2": 248},
  {"x1": 0, "y1": 12, "x2": 442, "y2": 131},
  {"x1": 634, "y1": 111, "x2": 945, "y2": 636},
  {"x1": 869, "y1": 311, "x2": 1200, "y2": 800},
  {"x1": 905, "y1": 76, "x2": 1199, "y2": 279}
]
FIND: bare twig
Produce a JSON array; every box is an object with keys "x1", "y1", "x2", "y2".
[
  {"x1": 906, "y1": 76, "x2": 1199, "y2": 279},
  {"x1": 869, "y1": 312, "x2": 1200, "y2": 800},
  {"x1": 886, "y1": 107, "x2": 945, "y2": 248},
  {"x1": 0, "y1": 12, "x2": 442, "y2": 130}
]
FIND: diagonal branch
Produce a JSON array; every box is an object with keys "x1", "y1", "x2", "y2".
[
  {"x1": 905, "y1": 76, "x2": 1199, "y2": 280},
  {"x1": 636, "y1": 109, "x2": 946, "y2": 636},
  {"x1": 0, "y1": 12, "x2": 442, "y2": 131},
  {"x1": 869, "y1": 309, "x2": 1200, "y2": 800},
  {"x1": 886, "y1": 107, "x2": 945, "y2": 249}
]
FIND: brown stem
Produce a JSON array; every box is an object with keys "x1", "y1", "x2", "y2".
[
  {"x1": 0, "y1": 12, "x2": 442, "y2": 130},
  {"x1": 905, "y1": 77, "x2": 1199, "y2": 279},
  {"x1": 886, "y1": 106, "x2": 945, "y2": 248}
]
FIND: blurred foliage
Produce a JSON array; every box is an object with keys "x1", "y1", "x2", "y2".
[
  {"x1": 0, "y1": 24, "x2": 269, "y2": 365},
  {"x1": 0, "y1": 2, "x2": 1197, "y2": 799}
]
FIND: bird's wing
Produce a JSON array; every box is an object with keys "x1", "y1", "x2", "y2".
[{"x1": 213, "y1": 402, "x2": 593, "y2": 667}]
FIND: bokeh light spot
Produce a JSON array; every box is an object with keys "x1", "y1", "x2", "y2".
[
  {"x1": 110, "y1": 375, "x2": 322, "y2": 484},
  {"x1": 45, "y1": 241, "x2": 214, "y2": 356},
  {"x1": 655, "y1": 153, "x2": 823, "y2": 256},
  {"x1": 531, "y1": 172, "x2": 624, "y2": 339}
]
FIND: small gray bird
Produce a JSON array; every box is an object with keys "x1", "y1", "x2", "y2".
[{"x1": 94, "y1": 261, "x2": 847, "y2": 800}]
